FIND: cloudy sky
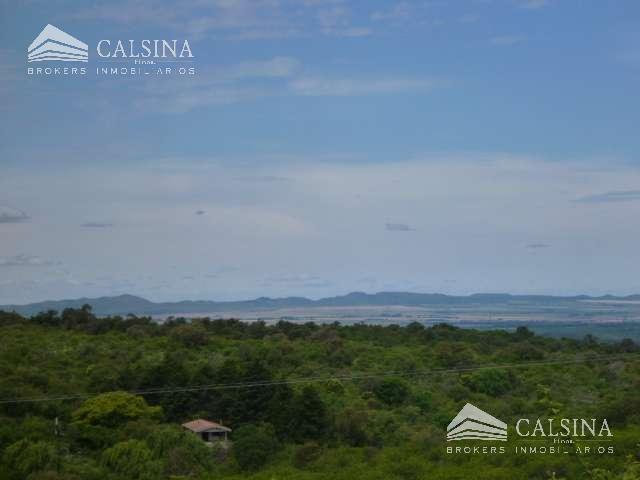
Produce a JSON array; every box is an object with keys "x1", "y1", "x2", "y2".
[{"x1": 1, "y1": 0, "x2": 639, "y2": 304}]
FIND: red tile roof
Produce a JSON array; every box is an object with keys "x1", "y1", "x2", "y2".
[{"x1": 182, "y1": 418, "x2": 231, "y2": 433}]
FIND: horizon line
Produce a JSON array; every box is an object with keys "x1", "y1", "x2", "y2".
[{"x1": 3, "y1": 289, "x2": 640, "y2": 308}]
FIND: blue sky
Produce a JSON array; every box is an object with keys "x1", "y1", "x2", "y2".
[{"x1": 1, "y1": 0, "x2": 640, "y2": 303}]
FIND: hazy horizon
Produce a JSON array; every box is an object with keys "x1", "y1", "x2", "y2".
[{"x1": 5, "y1": 289, "x2": 640, "y2": 308}]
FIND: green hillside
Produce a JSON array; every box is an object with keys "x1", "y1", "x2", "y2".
[{"x1": 1, "y1": 307, "x2": 639, "y2": 479}]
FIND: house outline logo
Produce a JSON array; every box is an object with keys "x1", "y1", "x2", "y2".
[
  {"x1": 447, "y1": 403, "x2": 507, "y2": 441},
  {"x1": 28, "y1": 24, "x2": 88, "y2": 63}
]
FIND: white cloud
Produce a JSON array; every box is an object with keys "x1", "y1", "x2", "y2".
[
  {"x1": 132, "y1": 56, "x2": 300, "y2": 112},
  {"x1": 289, "y1": 76, "x2": 437, "y2": 96},
  {"x1": 5, "y1": 154, "x2": 640, "y2": 301},
  {"x1": 226, "y1": 57, "x2": 300, "y2": 79},
  {"x1": 81, "y1": 222, "x2": 114, "y2": 228},
  {"x1": 526, "y1": 243, "x2": 550, "y2": 249},
  {"x1": 490, "y1": 35, "x2": 526, "y2": 46},
  {"x1": 517, "y1": 0, "x2": 551, "y2": 9},
  {"x1": 317, "y1": 5, "x2": 371, "y2": 37},
  {"x1": 263, "y1": 273, "x2": 332, "y2": 288},
  {"x1": 71, "y1": 0, "x2": 368, "y2": 40},
  {"x1": 576, "y1": 190, "x2": 640, "y2": 203},
  {"x1": 386, "y1": 223, "x2": 413, "y2": 232},
  {"x1": 318, "y1": 5, "x2": 349, "y2": 27},
  {"x1": 0, "y1": 206, "x2": 29, "y2": 223},
  {"x1": 371, "y1": 2, "x2": 412, "y2": 22},
  {"x1": 131, "y1": 56, "x2": 441, "y2": 113},
  {"x1": 0, "y1": 254, "x2": 56, "y2": 267}
]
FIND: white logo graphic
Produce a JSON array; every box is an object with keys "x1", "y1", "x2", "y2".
[
  {"x1": 28, "y1": 24, "x2": 88, "y2": 63},
  {"x1": 447, "y1": 403, "x2": 507, "y2": 441}
]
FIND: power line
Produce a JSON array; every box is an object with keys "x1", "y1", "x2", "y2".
[{"x1": 0, "y1": 352, "x2": 637, "y2": 405}]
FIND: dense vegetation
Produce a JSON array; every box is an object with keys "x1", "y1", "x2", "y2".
[{"x1": 1, "y1": 306, "x2": 640, "y2": 479}]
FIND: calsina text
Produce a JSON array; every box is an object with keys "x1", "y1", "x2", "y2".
[
  {"x1": 516, "y1": 418, "x2": 612, "y2": 437},
  {"x1": 97, "y1": 40, "x2": 193, "y2": 58}
]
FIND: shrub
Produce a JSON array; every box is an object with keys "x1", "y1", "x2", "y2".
[
  {"x1": 335, "y1": 408, "x2": 368, "y2": 446},
  {"x1": 434, "y1": 342, "x2": 474, "y2": 367},
  {"x1": 101, "y1": 439, "x2": 162, "y2": 480},
  {"x1": 289, "y1": 386, "x2": 329, "y2": 441},
  {"x1": 170, "y1": 324, "x2": 208, "y2": 347},
  {"x1": 72, "y1": 392, "x2": 162, "y2": 428},
  {"x1": 146, "y1": 424, "x2": 213, "y2": 476},
  {"x1": 461, "y1": 369, "x2": 517, "y2": 396},
  {"x1": 414, "y1": 391, "x2": 432, "y2": 413},
  {"x1": 233, "y1": 423, "x2": 278, "y2": 471},
  {"x1": 293, "y1": 442, "x2": 322, "y2": 469},
  {"x1": 373, "y1": 379, "x2": 410, "y2": 406},
  {"x1": 3, "y1": 439, "x2": 60, "y2": 480},
  {"x1": 508, "y1": 343, "x2": 545, "y2": 361}
]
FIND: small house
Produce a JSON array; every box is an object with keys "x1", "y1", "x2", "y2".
[{"x1": 182, "y1": 418, "x2": 231, "y2": 443}]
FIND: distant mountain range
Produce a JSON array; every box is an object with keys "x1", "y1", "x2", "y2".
[{"x1": 2, "y1": 292, "x2": 640, "y2": 317}]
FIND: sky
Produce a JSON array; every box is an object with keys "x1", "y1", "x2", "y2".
[{"x1": 1, "y1": 0, "x2": 640, "y2": 304}]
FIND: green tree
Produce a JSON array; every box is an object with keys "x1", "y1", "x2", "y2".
[
  {"x1": 101, "y1": 440, "x2": 162, "y2": 480},
  {"x1": 462, "y1": 369, "x2": 517, "y2": 396},
  {"x1": 146, "y1": 424, "x2": 213, "y2": 476},
  {"x1": 61, "y1": 304, "x2": 95, "y2": 330},
  {"x1": 374, "y1": 378, "x2": 410, "y2": 406},
  {"x1": 170, "y1": 323, "x2": 209, "y2": 347},
  {"x1": 72, "y1": 392, "x2": 162, "y2": 428},
  {"x1": 434, "y1": 342, "x2": 474, "y2": 367},
  {"x1": 335, "y1": 408, "x2": 368, "y2": 446},
  {"x1": 140, "y1": 351, "x2": 192, "y2": 421},
  {"x1": 266, "y1": 383, "x2": 295, "y2": 440},
  {"x1": 233, "y1": 423, "x2": 278, "y2": 471},
  {"x1": 515, "y1": 326, "x2": 535, "y2": 340},
  {"x1": 2, "y1": 439, "x2": 60, "y2": 480},
  {"x1": 289, "y1": 386, "x2": 328, "y2": 441}
]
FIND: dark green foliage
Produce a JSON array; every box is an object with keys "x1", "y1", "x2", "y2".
[
  {"x1": 145, "y1": 425, "x2": 214, "y2": 476},
  {"x1": 508, "y1": 342, "x2": 545, "y2": 361},
  {"x1": 2, "y1": 440, "x2": 60, "y2": 480},
  {"x1": 617, "y1": 338, "x2": 638, "y2": 353},
  {"x1": 1, "y1": 307, "x2": 639, "y2": 479},
  {"x1": 288, "y1": 386, "x2": 328, "y2": 441},
  {"x1": 434, "y1": 342, "x2": 475, "y2": 367},
  {"x1": 292, "y1": 441, "x2": 322, "y2": 468},
  {"x1": 72, "y1": 392, "x2": 162, "y2": 428},
  {"x1": 461, "y1": 369, "x2": 517, "y2": 396},
  {"x1": 101, "y1": 439, "x2": 162, "y2": 479},
  {"x1": 266, "y1": 383, "x2": 295, "y2": 439},
  {"x1": 414, "y1": 391, "x2": 432, "y2": 413},
  {"x1": 515, "y1": 326, "x2": 535, "y2": 340},
  {"x1": 170, "y1": 323, "x2": 209, "y2": 347},
  {"x1": 598, "y1": 384, "x2": 640, "y2": 425},
  {"x1": 373, "y1": 378, "x2": 410, "y2": 406},
  {"x1": 232, "y1": 423, "x2": 278, "y2": 471},
  {"x1": 335, "y1": 408, "x2": 368, "y2": 446},
  {"x1": 139, "y1": 351, "x2": 192, "y2": 421}
]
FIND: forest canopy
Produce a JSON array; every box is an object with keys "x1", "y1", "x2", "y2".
[{"x1": 1, "y1": 307, "x2": 639, "y2": 479}]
